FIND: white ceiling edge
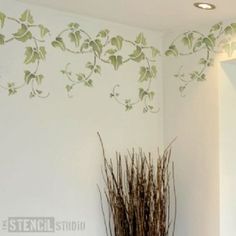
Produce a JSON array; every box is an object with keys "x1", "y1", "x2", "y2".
[{"x1": 14, "y1": 0, "x2": 236, "y2": 32}]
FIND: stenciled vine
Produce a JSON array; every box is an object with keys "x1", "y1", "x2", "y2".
[
  {"x1": 2, "y1": 8, "x2": 236, "y2": 112},
  {"x1": 165, "y1": 22, "x2": 236, "y2": 96},
  {"x1": 51, "y1": 24, "x2": 160, "y2": 113},
  {"x1": 0, "y1": 10, "x2": 50, "y2": 97}
]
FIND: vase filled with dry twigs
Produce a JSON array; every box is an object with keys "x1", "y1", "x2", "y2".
[{"x1": 98, "y1": 133, "x2": 177, "y2": 236}]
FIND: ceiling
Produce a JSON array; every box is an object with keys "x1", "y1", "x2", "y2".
[{"x1": 18, "y1": 0, "x2": 236, "y2": 31}]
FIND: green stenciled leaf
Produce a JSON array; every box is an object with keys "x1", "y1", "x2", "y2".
[
  {"x1": 111, "y1": 36, "x2": 123, "y2": 50},
  {"x1": 80, "y1": 39, "x2": 90, "y2": 51},
  {"x1": 13, "y1": 24, "x2": 32, "y2": 42},
  {"x1": 66, "y1": 85, "x2": 73, "y2": 92},
  {"x1": 35, "y1": 74, "x2": 43, "y2": 85},
  {"x1": 190, "y1": 71, "x2": 198, "y2": 80},
  {"x1": 0, "y1": 34, "x2": 5, "y2": 45},
  {"x1": 24, "y1": 47, "x2": 39, "y2": 64},
  {"x1": 222, "y1": 41, "x2": 236, "y2": 57},
  {"x1": 20, "y1": 10, "x2": 34, "y2": 24},
  {"x1": 148, "y1": 91, "x2": 155, "y2": 100},
  {"x1": 224, "y1": 23, "x2": 236, "y2": 35},
  {"x1": 105, "y1": 48, "x2": 117, "y2": 55},
  {"x1": 198, "y1": 73, "x2": 206, "y2": 81},
  {"x1": 210, "y1": 22, "x2": 222, "y2": 32},
  {"x1": 8, "y1": 83, "x2": 17, "y2": 95},
  {"x1": 139, "y1": 67, "x2": 148, "y2": 82},
  {"x1": 86, "y1": 61, "x2": 94, "y2": 70},
  {"x1": 199, "y1": 58, "x2": 207, "y2": 65},
  {"x1": 139, "y1": 66, "x2": 152, "y2": 82},
  {"x1": 165, "y1": 44, "x2": 178, "y2": 56},
  {"x1": 69, "y1": 31, "x2": 81, "y2": 47},
  {"x1": 24, "y1": 70, "x2": 35, "y2": 84},
  {"x1": 139, "y1": 88, "x2": 148, "y2": 100},
  {"x1": 89, "y1": 39, "x2": 103, "y2": 57},
  {"x1": 68, "y1": 23, "x2": 79, "y2": 30},
  {"x1": 135, "y1": 33, "x2": 147, "y2": 46},
  {"x1": 193, "y1": 37, "x2": 203, "y2": 52},
  {"x1": 203, "y1": 34, "x2": 216, "y2": 50},
  {"x1": 151, "y1": 65, "x2": 157, "y2": 77},
  {"x1": 97, "y1": 29, "x2": 109, "y2": 38},
  {"x1": 76, "y1": 73, "x2": 85, "y2": 81},
  {"x1": 94, "y1": 65, "x2": 101, "y2": 74},
  {"x1": 39, "y1": 25, "x2": 50, "y2": 38},
  {"x1": 151, "y1": 47, "x2": 160, "y2": 58},
  {"x1": 129, "y1": 46, "x2": 145, "y2": 62},
  {"x1": 125, "y1": 102, "x2": 133, "y2": 111},
  {"x1": 38, "y1": 46, "x2": 46, "y2": 60},
  {"x1": 52, "y1": 37, "x2": 66, "y2": 51},
  {"x1": 0, "y1": 11, "x2": 6, "y2": 28},
  {"x1": 109, "y1": 55, "x2": 123, "y2": 70},
  {"x1": 182, "y1": 32, "x2": 194, "y2": 49},
  {"x1": 84, "y1": 79, "x2": 93, "y2": 87}
]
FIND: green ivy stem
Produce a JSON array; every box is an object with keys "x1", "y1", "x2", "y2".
[
  {"x1": 111, "y1": 84, "x2": 140, "y2": 107},
  {"x1": 79, "y1": 29, "x2": 92, "y2": 40},
  {"x1": 143, "y1": 96, "x2": 159, "y2": 113},
  {"x1": 63, "y1": 53, "x2": 97, "y2": 97},
  {"x1": 6, "y1": 16, "x2": 21, "y2": 24},
  {"x1": 4, "y1": 37, "x2": 14, "y2": 43},
  {"x1": 52, "y1": 24, "x2": 159, "y2": 112},
  {"x1": 145, "y1": 57, "x2": 153, "y2": 91},
  {"x1": 30, "y1": 78, "x2": 49, "y2": 98},
  {"x1": 110, "y1": 56, "x2": 157, "y2": 112},
  {"x1": 32, "y1": 37, "x2": 40, "y2": 73},
  {"x1": 65, "y1": 47, "x2": 93, "y2": 54}
]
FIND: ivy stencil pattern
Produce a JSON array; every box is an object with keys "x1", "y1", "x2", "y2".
[
  {"x1": 165, "y1": 22, "x2": 236, "y2": 96},
  {"x1": 0, "y1": 10, "x2": 50, "y2": 97},
  {"x1": 52, "y1": 24, "x2": 160, "y2": 113},
  {"x1": 2, "y1": 9, "x2": 236, "y2": 112}
]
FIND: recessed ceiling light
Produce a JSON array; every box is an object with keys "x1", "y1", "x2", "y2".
[{"x1": 194, "y1": 2, "x2": 216, "y2": 10}]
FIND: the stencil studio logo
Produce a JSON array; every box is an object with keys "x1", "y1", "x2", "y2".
[{"x1": 1, "y1": 217, "x2": 85, "y2": 233}]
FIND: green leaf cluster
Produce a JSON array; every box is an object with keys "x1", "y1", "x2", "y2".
[
  {"x1": 139, "y1": 66, "x2": 157, "y2": 82},
  {"x1": 52, "y1": 37, "x2": 66, "y2": 51},
  {"x1": 182, "y1": 32, "x2": 194, "y2": 49},
  {"x1": 19, "y1": 10, "x2": 34, "y2": 24},
  {"x1": 13, "y1": 24, "x2": 32, "y2": 42},
  {"x1": 165, "y1": 45, "x2": 178, "y2": 56},
  {"x1": 8, "y1": 83, "x2": 17, "y2": 95},
  {"x1": 139, "y1": 88, "x2": 154, "y2": 101},
  {"x1": 190, "y1": 71, "x2": 206, "y2": 81},
  {"x1": 135, "y1": 33, "x2": 147, "y2": 46},
  {"x1": 39, "y1": 25, "x2": 50, "y2": 38},
  {"x1": 129, "y1": 46, "x2": 145, "y2": 62},
  {"x1": 69, "y1": 30, "x2": 81, "y2": 47},
  {"x1": 89, "y1": 39, "x2": 103, "y2": 57},
  {"x1": 203, "y1": 34, "x2": 216, "y2": 50},
  {"x1": 24, "y1": 70, "x2": 43, "y2": 85},
  {"x1": 97, "y1": 29, "x2": 109, "y2": 38},
  {"x1": 111, "y1": 36, "x2": 123, "y2": 50},
  {"x1": 224, "y1": 23, "x2": 236, "y2": 35},
  {"x1": 24, "y1": 46, "x2": 46, "y2": 64},
  {"x1": 109, "y1": 55, "x2": 123, "y2": 70}
]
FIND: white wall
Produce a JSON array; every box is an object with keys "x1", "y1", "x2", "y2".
[
  {"x1": 163, "y1": 28, "x2": 220, "y2": 236},
  {"x1": 0, "y1": 1, "x2": 163, "y2": 235},
  {"x1": 219, "y1": 59, "x2": 236, "y2": 236}
]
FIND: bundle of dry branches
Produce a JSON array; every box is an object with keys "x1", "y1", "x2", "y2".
[{"x1": 98, "y1": 133, "x2": 176, "y2": 236}]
